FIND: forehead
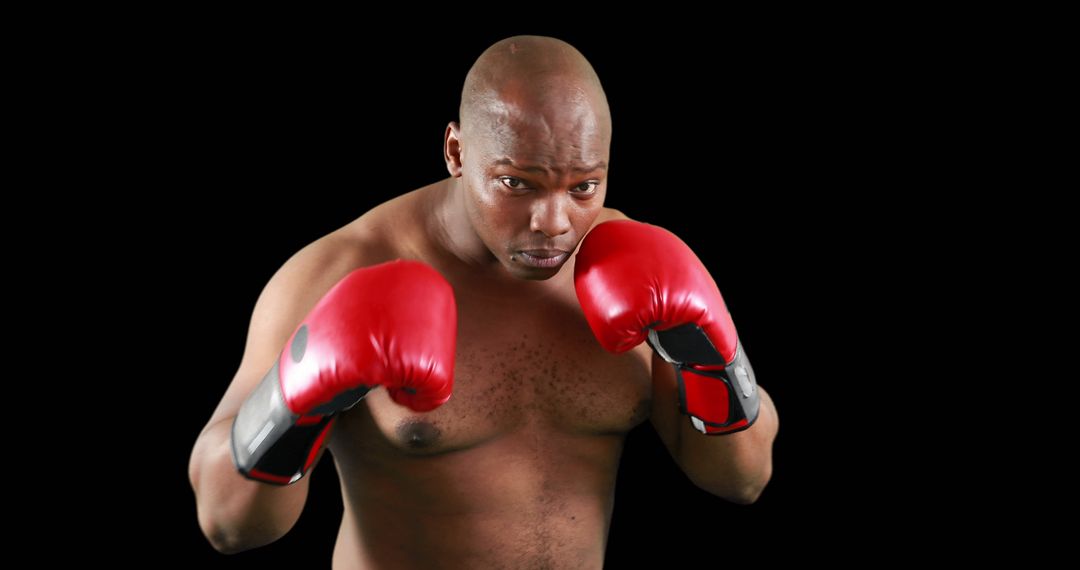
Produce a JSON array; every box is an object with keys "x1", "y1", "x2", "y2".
[{"x1": 477, "y1": 99, "x2": 609, "y2": 167}]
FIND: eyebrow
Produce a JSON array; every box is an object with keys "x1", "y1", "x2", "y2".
[{"x1": 494, "y1": 158, "x2": 607, "y2": 174}]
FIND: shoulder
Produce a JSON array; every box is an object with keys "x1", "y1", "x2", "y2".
[{"x1": 267, "y1": 191, "x2": 425, "y2": 313}]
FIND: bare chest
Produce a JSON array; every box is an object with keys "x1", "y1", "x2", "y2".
[{"x1": 333, "y1": 284, "x2": 653, "y2": 456}]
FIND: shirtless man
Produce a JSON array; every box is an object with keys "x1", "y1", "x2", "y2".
[{"x1": 188, "y1": 35, "x2": 779, "y2": 569}]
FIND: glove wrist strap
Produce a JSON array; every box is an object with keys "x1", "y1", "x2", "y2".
[
  {"x1": 231, "y1": 359, "x2": 334, "y2": 485},
  {"x1": 647, "y1": 324, "x2": 760, "y2": 435}
]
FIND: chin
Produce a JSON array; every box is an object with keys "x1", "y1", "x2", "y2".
[
  {"x1": 507, "y1": 265, "x2": 559, "y2": 281},
  {"x1": 519, "y1": 269, "x2": 559, "y2": 281}
]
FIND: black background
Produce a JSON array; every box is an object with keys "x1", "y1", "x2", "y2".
[{"x1": 75, "y1": 20, "x2": 942, "y2": 567}]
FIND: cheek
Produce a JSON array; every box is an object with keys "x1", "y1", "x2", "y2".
[
  {"x1": 464, "y1": 181, "x2": 513, "y2": 239},
  {"x1": 463, "y1": 187, "x2": 491, "y2": 235},
  {"x1": 571, "y1": 199, "x2": 604, "y2": 232},
  {"x1": 466, "y1": 172, "x2": 498, "y2": 210}
]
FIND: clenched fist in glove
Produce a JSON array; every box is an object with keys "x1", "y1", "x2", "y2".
[
  {"x1": 574, "y1": 220, "x2": 759, "y2": 435},
  {"x1": 232, "y1": 260, "x2": 457, "y2": 484}
]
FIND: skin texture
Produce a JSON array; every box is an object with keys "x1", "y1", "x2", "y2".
[{"x1": 189, "y1": 35, "x2": 778, "y2": 570}]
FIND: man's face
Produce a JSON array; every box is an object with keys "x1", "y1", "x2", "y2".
[{"x1": 459, "y1": 101, "x2": 610, "y2": 281}]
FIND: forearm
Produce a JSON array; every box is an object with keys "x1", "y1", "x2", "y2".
[
  {"x1": 188, "y1": 418, "x2": 311, "y2": 553},
  {"x1": 677, "y1": 386, "x2": 778, "y2": 503}
]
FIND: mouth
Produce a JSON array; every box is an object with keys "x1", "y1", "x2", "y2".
[{"x1": 515, "y1": 249, "x2": 570, "y2": 269}]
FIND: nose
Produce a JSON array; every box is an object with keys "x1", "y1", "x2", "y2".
[{"x1": 529, "y1": 193, "x2": 573, "y2": 238}]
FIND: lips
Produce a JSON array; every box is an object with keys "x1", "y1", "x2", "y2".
[
  {"x1": 516, "y1": 249, "x2": 569, "y2": 268},
  {"x1": 520, "y1": 249, "x2": 567, "y2": 258}
]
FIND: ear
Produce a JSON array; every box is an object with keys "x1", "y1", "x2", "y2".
[{"x1": 444, "y1": 121, "x2": 463, "y2": 177}]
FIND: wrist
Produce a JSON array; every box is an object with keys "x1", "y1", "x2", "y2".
[{"x1": 231, "y1": 359, "x2": 334, "y2": 485}]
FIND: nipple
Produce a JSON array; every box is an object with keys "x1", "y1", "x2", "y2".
[{"x1": 395, "y1": 418, "x2": 442, "y2": 450}]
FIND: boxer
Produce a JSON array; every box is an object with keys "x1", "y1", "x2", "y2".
[{"x1": 189, "y1": 35, "x2": 778, "y2": 569}]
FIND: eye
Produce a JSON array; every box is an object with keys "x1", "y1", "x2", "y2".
[
  {"x1": 499, "y1": 176, "x2": 527, "y2": 191},
  {"x1": 571, "y1": 181, "x2": 599, "y2": 194}
]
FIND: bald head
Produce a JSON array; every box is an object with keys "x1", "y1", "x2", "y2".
[
  {"x1": 459, "y1": 36, "x2": 611, "y2": 146},
  {"x1": 441, "y1": 37, "x2": 612, "y2": 281}
]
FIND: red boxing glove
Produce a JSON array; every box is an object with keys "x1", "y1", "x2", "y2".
[
  {"x1": 574, "y1": 220, "x2": 758, "y2": 434},
  {"x1": 232, "y1": 260, "x2": 457, "y2": 484}
]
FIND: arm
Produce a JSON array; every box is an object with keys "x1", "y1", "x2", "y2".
[
  {"x1": 188, "y1": 237, "x2": 358, "y2": 553},
  {"x1": 650, "y1": 349, "x2": 778, "y2": 503},
  {"x1": 575, "y1": 218, "x2": 779, "y2": 504},
  {"x1": 189, "y1": 236, "x2": 457, "y2": 553}
]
